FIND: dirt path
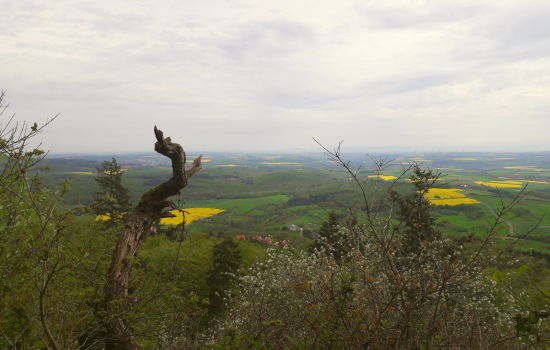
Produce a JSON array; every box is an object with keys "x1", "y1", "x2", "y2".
[{"x1": 465, "y1": 195, "x2": 514, "y2": 236}]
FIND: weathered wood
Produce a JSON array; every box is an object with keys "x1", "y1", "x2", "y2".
[{"x1": 104, "y1": 126, "x2": 202, "y2": 350}]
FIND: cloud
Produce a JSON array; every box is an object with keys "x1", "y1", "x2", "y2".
[
  {"x1": 0, "y1": 0, "x2": 549, "y2": 152},
  {"x1": 358, "y1": 0, "x2": 493, "y2": 29},
  {"x1": 69, "y1": 4, "x2": 151, "y2": 36},
  {"x1": 372, "y1": 75, "x2": 452, "y2": 95},
  {"x1": 216, "y1": 19, "x2": 316, "y2": 62}
]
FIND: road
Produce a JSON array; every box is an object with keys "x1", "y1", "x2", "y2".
[{"x1": 465, "y1": 195, "x2": 514, "y2": 236}]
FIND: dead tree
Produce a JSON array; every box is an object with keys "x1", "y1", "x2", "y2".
[{"x1": 104, "y1": 126, "x2": 202, "y2": 350}]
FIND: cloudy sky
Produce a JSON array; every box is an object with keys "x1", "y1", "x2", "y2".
[{"x1": 1, "y1": 0, "x2": 550, "y2": 153}]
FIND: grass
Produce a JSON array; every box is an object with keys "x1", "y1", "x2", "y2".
[{"x1": 183, "y1": 195, "x2": 290, "y2": 215}]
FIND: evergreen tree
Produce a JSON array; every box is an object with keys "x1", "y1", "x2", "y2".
[
  {"x1": 390, "y1": 165, "x2": 442, "y2": 253},
  {"x1": 92, "y1": 158, "x2": 132, "y2": 227},
  {"x1": 314, "y1": 211, "x2": 349, "y2": 261},
  {"x1": 206, "y1": 236, "x2": 242, "y2": 313}
]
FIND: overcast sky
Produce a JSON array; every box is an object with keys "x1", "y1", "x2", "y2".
[{"x1": 1, "y1": 0, "x2": 550, "y2": 153}]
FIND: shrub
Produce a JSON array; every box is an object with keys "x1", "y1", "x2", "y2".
[{"x1": 194, "y1": 144, "x2": 544, "y2": 349}]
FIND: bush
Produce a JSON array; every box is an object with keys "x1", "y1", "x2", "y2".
[{"x1": 193, "y1": 146, "x2": 544, "y2": 349}]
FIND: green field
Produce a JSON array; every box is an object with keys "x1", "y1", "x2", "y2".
[{"x1": 37, "y1": 151, "x2": 550, "y2": 251}]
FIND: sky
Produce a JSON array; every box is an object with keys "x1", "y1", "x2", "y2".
[{"x1": 1, "y1": 0, "x2": 550, "y2": 153}]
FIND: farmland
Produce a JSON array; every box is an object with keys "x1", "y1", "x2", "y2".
[{"x1": 39, "y1": 150, "x2": 550, "y2": 251}]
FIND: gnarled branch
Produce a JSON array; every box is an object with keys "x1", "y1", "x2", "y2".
[{"x1": 104, "y1": 126, "x2": 201, "y2": 350}]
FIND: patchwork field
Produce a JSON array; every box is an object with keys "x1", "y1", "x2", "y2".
[{"x1": 40, "y1": 151, "x2": 550, "y2": 252}]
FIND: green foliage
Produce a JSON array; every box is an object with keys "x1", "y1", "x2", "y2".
[
  {"x1": 272, "y1": 231, "x2": 313, "y2": 251},
  {"x1": 390, "y1": 165, "x2": 443, "y2": 253},
  {"x1": 0, "y1": 135, "x2": 116, "y2": 348},
  {"x1": 207, "y1": 236, "x2": 243, "y2": 313},
  {"x1": 314, "y1": 211, "x2": 349, "y2": 261},
  {"x1": 140, "y1": 233, "x2": 215, "y2": 300},
  {"x1": 239, "y1": 241, "x2": 268, "y2": 269},
  {"x1": 3, "y1": 89, "x2": 550, "y2": 348},
  {"x1": 158, "y1": 222, "x2": 185, "y2": 242},
  {"x1": 92, "y1": 158, "x2": 133, "y2": 227}
]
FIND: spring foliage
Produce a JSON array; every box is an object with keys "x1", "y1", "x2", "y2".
[
  {"x1": 206, "y1": 236, "x2": 243, "y2": 314},
  {"x1": 2, "y1": 92, "x2": 550, "y2": 349},
  {"x1": 92, "y1": 158, "x2": 132, "y2": 227}
]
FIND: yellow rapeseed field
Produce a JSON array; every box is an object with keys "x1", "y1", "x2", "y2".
[
  {"x1": 368, "y1": 175, "x2": 397, "y2": 180},
  {"x1": 424, "y1": 188, "x2": 480, "y2": 206},
  {"x1": 477, "y1": 179, "x2": 548, "y2": 187},
  {"x1": 96, "y1": 208, "x2": 225, "y2": 225},
  {"x1": 71, "y1": 172, "x2": 93, "y2": 174},
  {"x1": 430, "y1": 198, "x2": 480, "y2": 205},
  {"x1": 424, "y1": 188, "x2": 465, "y2": 200},
  {"x1": 161, "y1": 208, "x2": 225, "y2": 225},
  {"x1": 475, "y1": 181, "x2": 522, "y2": 188}
]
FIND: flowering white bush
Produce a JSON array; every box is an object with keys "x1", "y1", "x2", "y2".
[
  {"x1": 199, "y1": 235, "x2": 524, "y2": 349},
  {"x1": 174, "y1": 149, "x2": 548, "y2": 350},
  {"x1": 191, "y1": 148, "x2": 548, "y2": 349}
]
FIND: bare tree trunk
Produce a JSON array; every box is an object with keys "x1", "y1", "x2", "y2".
[{"x1": 104, "y1": 127, "x2": 202, "y2": 350}]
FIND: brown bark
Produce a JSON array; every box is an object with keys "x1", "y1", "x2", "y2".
[{"x1": 104, "y1": 126, "x2": 202, "y2": 350}]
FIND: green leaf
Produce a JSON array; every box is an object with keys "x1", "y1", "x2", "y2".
[
  {"x1": 490, "y1": 270, "x2": 504, "y2": 282},
  {"x1": 517, "y1": 265, "x2": 528, "y2": 275},
  {"x1": 529, "y1": 314, "x2": 540, "y2": 324},
  {"x1": 247, "y1": 339, "x2": 263, "y2": 348}
]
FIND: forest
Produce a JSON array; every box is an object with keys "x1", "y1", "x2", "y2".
[{"x1": 2, "y1": 92, "x2": 550, "y2": 349}]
